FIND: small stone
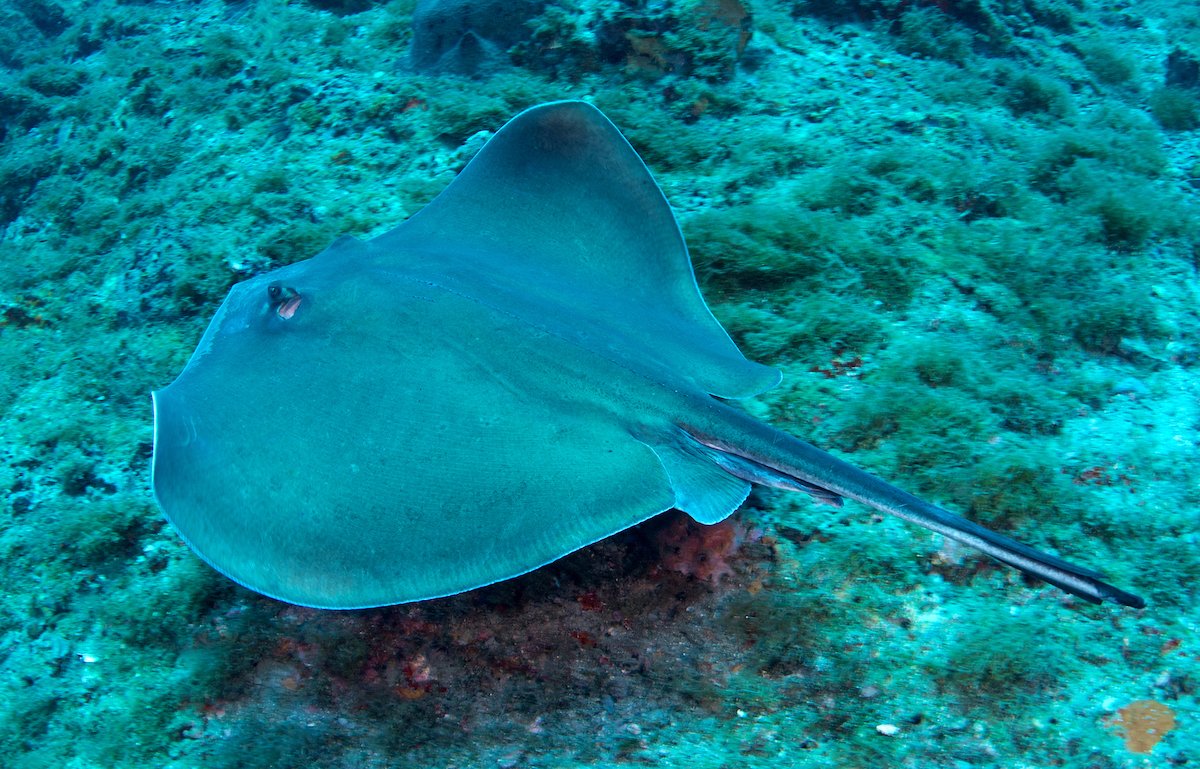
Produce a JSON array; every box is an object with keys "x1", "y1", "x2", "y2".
[
  {"x1": 876, "y1": 723, "x2": 899, "y2": 737},
  {"x1": 1111, "y1": 377, "x2": 1150, "y2": 398}
]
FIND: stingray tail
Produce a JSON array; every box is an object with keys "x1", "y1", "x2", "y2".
[{"x1": 681, "y1": 403, "x2": 1145, "y2": 609}]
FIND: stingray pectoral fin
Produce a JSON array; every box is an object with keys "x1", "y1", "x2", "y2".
[{"x1": 686, "y1": 403, "x2": 1145, "y2": 609}]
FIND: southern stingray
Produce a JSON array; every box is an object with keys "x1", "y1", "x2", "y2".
[{"x1": 152, "y1": 101, "x2": 1143, "y2": 610}]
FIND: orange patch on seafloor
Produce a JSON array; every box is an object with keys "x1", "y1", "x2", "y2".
[{"x1": 1117, "y1": 699, "x2": 1176, "y2": 754}]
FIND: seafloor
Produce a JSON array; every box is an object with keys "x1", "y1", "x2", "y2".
[{"x1": 1, "y1": 0, "x2": 1197, "y2": 766}]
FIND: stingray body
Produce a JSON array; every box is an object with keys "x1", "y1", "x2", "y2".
[{"x1": 152, "y1": 101, "x2": 1142, "y2": 610}]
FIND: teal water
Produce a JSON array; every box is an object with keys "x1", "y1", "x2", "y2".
[{"x1": 0, "y1": 0, "x2": 1196, "y2": 766}]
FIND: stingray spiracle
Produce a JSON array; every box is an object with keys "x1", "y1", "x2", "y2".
[{"x1": 267, "y1": 283, "x2": 302, "y2": 320}]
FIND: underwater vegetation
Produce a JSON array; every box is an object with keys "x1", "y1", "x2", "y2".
[{"x1": 0, "y1": 0, "x2": 1197, "y2": 767}]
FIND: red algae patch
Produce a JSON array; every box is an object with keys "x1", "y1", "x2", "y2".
[{"x1": 656, "y1": 516, "x2": 753, "y2": 583}]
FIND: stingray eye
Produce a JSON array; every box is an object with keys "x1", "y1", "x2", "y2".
[{"x1": 267, "y1": 283, "x2": 302, "y2": 320}]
